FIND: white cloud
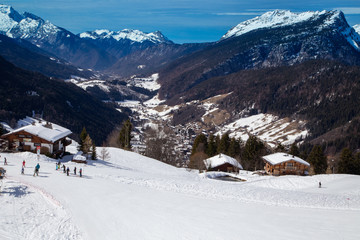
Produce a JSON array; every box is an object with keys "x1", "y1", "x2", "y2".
[
  {"x1": 215, "y1": 12, "x2": 264, "y2": 16},
  {"x1": 335, "y1": 7, "x2": 360, "y2": 14}
]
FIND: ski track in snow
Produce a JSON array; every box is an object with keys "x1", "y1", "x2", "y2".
[
  {"x1": 0, "y1": 177, "x2": 82, "y2": 240},
  {"x1": 93, "y1": 161, "x2": 360, "y2": 210},
  {"x1": 1, "y1": 149, "x2": 360, "y2": 240}
]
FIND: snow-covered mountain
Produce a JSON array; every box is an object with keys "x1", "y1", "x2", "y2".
[
  {"x1": 0, "y1": 4, "x2": 117, "y2": 70},
  {"x1": 354, "y1": 24, "x2": 360, "y2": 34},
  {"x1": 221, "y1": 10, "x2": 360, "y2": 51},
  {"x1": 222, "y1": 10, "x2": 332, "y2": 39},
  {"x1": 0, "y1": 5, "x2": 61, "y2": 42},
  {"x1": 80, "y1": 29, "x2": 172, "y2": 44}
]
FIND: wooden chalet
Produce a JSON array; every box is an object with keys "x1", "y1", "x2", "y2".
[
  {"x1": 262, "y1": 152, "x2": 310, "y2": 176},
  {"x1": 1, "y1": 117, "x2": 72, "y2": 157},
  {"x1": 204, "y1": 153, "x2": 243, "y2": 173}
]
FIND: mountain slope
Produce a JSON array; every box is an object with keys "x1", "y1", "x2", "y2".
[
  {"x1": 174, "y1": 60, "x2": 360, "y2": 142},
  {"x1": 107, "y1": 42, "x2": 211, "y2": 77},
  {"x1": 79, "y1": 29, "x2": 172, "y2": 59},
  {"x1": 158, "y1": 10, "x2": 360, "y2": 104},
  {"x1": 0, "y1": 56, "x2": 127, "y2": 143},
  {"x1": 0, "y1": 34, "x2": 93, "y2": 79},
  {"x1": 80, "y1": 29, "x2": 209, "y2": 77}
]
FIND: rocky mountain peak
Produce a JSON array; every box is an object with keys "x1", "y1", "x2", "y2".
[
  {"x1": 221, "y1": 10, "x2": 343, "y2": 40},
  {"x1": 79, "y1": 28, "x2": 172, "y2": 44}
]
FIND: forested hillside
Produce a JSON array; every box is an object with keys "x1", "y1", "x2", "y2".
[{"x1": 0, "y1": 56, "x2": 127, "y2": 144}]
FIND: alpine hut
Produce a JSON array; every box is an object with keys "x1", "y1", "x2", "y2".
[
  {"x1": 204, "y1": 153, "x2": 243, "y2": 173},
  {"x1": 262, "y1": 152, "x2": 310, "y2": 176},
  {"x1": 1, "y1": 117, "x2": 72, "y2": 157}
]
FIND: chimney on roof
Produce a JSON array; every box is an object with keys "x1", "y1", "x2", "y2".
[
  {"x1": 219, "y1": 153, "x2": 222, "y2": 158},
  {"x1": 45, "y1": 121, "x2": 53, "y2": 129}
]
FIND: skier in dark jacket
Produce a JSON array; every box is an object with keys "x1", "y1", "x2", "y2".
[
  {"x1": 79, "y1": 168, "x2": 82, "y2": 177},
  {"x1": 74, "y1": 167, "x2": 77, "y2": 175},
  {"x1": 63, "y1": 164, "x2": 66, "y2": 173},
  {"x1": 66, "y1": 167, "x2": 70, "y2": 176},
  {"x1": 33, "y1": 163, "x2": 40, "y2": 176}
]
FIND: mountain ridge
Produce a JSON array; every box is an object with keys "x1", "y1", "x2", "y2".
[{"x1": 158, "y1": 10, "x2": 360, "y2": 104}]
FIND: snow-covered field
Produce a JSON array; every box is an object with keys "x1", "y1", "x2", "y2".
[{"x1": 1, "y1": 148, "x2": 359, "y2": 240}]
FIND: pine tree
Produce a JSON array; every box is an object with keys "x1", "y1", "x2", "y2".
[
  {"x1": 227, "y1": 137, "x2": 241, "y2": 158},
  {"x1": 275, "y1": 143, "x2": 285, "y2": 152},
  {"x1": 217, "y1": 132, "x2": 230, "y2": 154},
  {"x1": 242, "y1": 135, "x2": 265, "y2": 171},
  {"x1": 338, "y1": 148, "x2": 360, "y2": 175},
  {"x1": 215, "y1": 135, "x2": 221, "y2": 154},
  {"x1": 206, "y1": 134, "x2": 217, "y2": 157},
  {"x1": 191, "y1": 133, "x2": 208, "y2": 155},
  {"x1": 306, "y1": 145, "x2": 327, "y2": 174},
  {"x1": 91, "y1": 143, "x2": 97, "y2": 160},
  {"x1": 78, "y1": 127, "x2": 88, "y2": 152},
  {"x1": 289, "y1": 143, "x2": 300, "y2": 157},
  {"x1": 83, "y1": 134, "x2": 93, "y2": 154},
  {"x1": 119, "y1": 119, "x2": 132, "y2": 150}
]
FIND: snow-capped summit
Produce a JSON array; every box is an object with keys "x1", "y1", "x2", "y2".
[
  {"x1": 221, "y1": 9, "x2": 360, "y2": 51},
  {"x1": 0, "y1": 5, "x2": 23, "y2": 32},
  {"x1": 354, "y1": 24, "x2": 360, "y2": 34},
  {"x1": 221, "y1": 10, "x2": 341, "y2": 40},
  {"x1": 79, "y1": 29, "x2": 171, "y2": 44},
  {"x1": 0, "y1": 4, "x2": 61, "y2": 40}
]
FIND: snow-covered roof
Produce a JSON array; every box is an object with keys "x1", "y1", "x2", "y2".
[
  {"x1": 3, "y1": 117, "x2": 72, "y2": 143},
  {"x1": 73, "y1": 154, "x2": 87, "y2": 161},
  {"x1": 262, "y1": 152, "x2": 310, "y2": 166},
  {"x1": 204, "y1": 154, "x2": 243, "y2": 170}
]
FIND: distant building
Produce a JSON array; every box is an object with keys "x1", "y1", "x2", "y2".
[
  {"x1": 72, "y1": 152, "x2": 87, "y2": 163},
  {"x1": 1, "y1": 117, "x2": 72, "y2": 157},
  {"x1": 204, "y1": 153, "x2": 243, "y2": 173},
  {"x1": 262, "y1": 152, "x2": 310, "y2": 176}
]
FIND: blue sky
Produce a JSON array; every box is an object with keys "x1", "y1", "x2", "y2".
[{"x1": 2, "y1": 0, "x2": 360, "y2": 43}]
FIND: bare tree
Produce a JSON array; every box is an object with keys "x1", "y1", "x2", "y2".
[
  {"x1": 144, "y1": 125, "x2": 179, "y2": 166},
  {"x1": 100, "y1": 145, "x2": 111, "y2": 161}
]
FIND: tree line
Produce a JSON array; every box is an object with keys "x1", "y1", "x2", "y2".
[
  {"x1": 189, "y1": 133, "x2": 360, "y2": 175},
  {"x1": 189, "y1": 133, "x2": 268, "y2": 171}
]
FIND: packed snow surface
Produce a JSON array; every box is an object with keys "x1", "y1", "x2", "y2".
[{"x1": 1, "y1": 148, "x2": 359, "y2": 240}]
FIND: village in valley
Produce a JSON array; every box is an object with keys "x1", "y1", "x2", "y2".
[{"x1": 1, "y1": 2, "x2": 360, "y2": 239}]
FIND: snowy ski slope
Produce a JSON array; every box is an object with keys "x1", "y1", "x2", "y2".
[{"x1": 0, "y1": 148, "x2": 359, "y2": 240}]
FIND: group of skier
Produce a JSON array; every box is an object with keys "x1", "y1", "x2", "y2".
[
  {"x1": 0, "y1": 155, "x2": 83, "y2": 178},
  {"x1": 59, "y1": 163, "x2": 82, "y2": 177},
  {"x1": 16, "y1": 159, "x2": 83, "y2": 178}
]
